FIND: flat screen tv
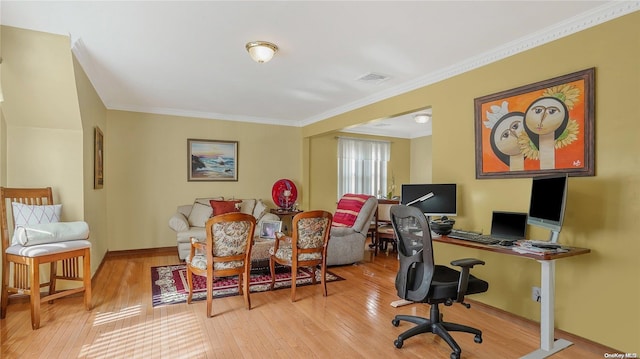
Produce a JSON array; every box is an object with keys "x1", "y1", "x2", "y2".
[
  {"x1": 527, "y1": 174, "x2": 568, "y2": 241},
  {"x1": 401, "y1": 183, "x2": 457, "y2": 218}
]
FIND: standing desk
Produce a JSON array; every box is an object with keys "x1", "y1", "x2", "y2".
[{"x1": 434, "y1": 235, "x2": 590, "y2": 359}]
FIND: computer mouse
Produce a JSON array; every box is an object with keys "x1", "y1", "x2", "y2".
[{"x1": 498, "y1": 240, "x2": 514, "y2": 247}]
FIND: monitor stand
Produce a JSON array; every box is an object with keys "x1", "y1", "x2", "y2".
[{"x1": 549, "y1": 230, "x2": 560, "y2": 243}]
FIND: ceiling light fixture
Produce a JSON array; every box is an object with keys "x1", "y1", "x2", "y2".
[
  {"x1": 414, "y1": 114, "x2": 431, "y2": 124},
  {"x1": 245, "y1": 41, "x2": 278, "y2": 63}
]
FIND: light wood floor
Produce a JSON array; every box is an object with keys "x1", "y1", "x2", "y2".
[{"x1": 0, "y1": 244, "x2": 610, "y2": 358}]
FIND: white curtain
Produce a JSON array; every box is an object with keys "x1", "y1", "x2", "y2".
[{"x1": 337, "y1": 137, "x2": 390, "y2": 199}]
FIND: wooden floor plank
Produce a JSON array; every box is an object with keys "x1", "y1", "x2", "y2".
[{"x1": 0, "y1": 244, "x2": 614, "y2": 358}]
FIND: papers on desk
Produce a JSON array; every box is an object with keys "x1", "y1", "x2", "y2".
[{"x1": 512, "y1": 240, "x2": 569, "y2": 255}]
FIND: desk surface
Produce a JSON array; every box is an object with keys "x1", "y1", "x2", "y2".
[{"x1": 434, "y1": 235, "x2": 590, "y2": 261}]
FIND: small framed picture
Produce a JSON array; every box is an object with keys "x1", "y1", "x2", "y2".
[{"x1": 260, "y1": 220, "x2": 282, "y2": 239}]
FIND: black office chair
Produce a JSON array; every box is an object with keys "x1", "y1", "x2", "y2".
[{"x1": 390, "y1": 205, "x2": 489, "y2": 359}]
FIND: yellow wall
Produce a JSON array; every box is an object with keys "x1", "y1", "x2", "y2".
[
  {"x1": 410, "y1": 135, "x2": 432, "y2": 183},
  {"x1": 73, "y1": 56, "x2": 109, "y2": 270},
  {"x1": 308, "y1": 132, "x2": 410, "y2": 212},
  {"x1": 306, "y1": 12, "x2": 640, "y2": 350},
  {"x1": 0, "y1": 27, "x2": 96, "y2": 278},
  {"x1": 105, "y1": 111, "x2": 302, "y2": 250},
  {"x1": 0, "y1": 26, "x2": 85, "y2": 223}
]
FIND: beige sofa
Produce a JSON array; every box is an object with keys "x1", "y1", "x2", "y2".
[{"x1": 168, "y1": 197, "x2": 279, "y2": 261}]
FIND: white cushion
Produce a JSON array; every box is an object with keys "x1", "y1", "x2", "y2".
[
  {"x1": 14, "y1": 221, "x2": 89, "y2": 246},
  {"x1": 6, "y1": 239, "x2": 91, "y2": 257},
  {"x1": 238, "y1": 199, "x2": 256, "y2": 215},
  {"x1": 11, "y1": 202, "x2": 62, "y2": 245},
  {"x1": 253, "y1": 200, "x2": 268, "y2": 220},
  {"x1": 187, "y1": 202, "x2": 212, "y2": 227}
]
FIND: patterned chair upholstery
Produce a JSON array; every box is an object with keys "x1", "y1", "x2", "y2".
[
  {"x1": 186, "y1": 212, "x2": 256, "y2": 317},
  {"x1": 269, "y1": 210, "x2": 333, "y2": 302}
]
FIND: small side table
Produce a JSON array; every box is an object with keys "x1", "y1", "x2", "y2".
[{"x1": 270, "y1": 209, "x2": 303, "y2": 234}]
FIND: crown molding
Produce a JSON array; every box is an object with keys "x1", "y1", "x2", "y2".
[{"x1": 298, "y1": 1, "x2": 640, "y2": 127}]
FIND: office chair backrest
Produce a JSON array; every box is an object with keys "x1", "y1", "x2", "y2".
[{"x1": 391, "y1": 205, "x2": 434, "y2": 302}]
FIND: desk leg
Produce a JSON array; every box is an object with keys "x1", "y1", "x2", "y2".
[{"x1": 520, "y1": 260, "x2": 572, "y2": 358}]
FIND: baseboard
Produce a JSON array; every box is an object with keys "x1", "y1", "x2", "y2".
[
  {"x1": 102, "y1": 246, "x2": 178, "y2": 258},
  {"x1": 467, "y1": 298, "x2": 620, "y2": 355}
]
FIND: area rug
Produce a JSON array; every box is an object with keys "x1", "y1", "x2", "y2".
[{"x1": 151, "y1": 264, "x2": 344, "y2": 307}]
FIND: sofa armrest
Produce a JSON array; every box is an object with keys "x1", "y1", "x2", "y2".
[
  {"x1": 258, "y1": 212, "x2": 279, "y2": 225},
  {"x1": 168, "y1": 212, "x2": 189, "y2": 232},
  {"x1": 177, "y1": 204, "x2": 193, "y2": 218},
  {"x1": 330, "y1": 226, "x2": 358, "y2": 237}
]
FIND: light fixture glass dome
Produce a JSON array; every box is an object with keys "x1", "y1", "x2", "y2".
[
  {"x1": 246, "y1": 41, "x2": 278, "y2": 63},
  {"x1": 414, "y1": 114, "x2": 431, "y2": 124}
]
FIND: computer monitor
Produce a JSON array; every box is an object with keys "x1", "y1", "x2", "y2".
[
  {"x1": 490, "y1": 211, "x2": 527, "y2": 241},
  {"x1": 527, "y1": 174, "x2": 568, "y2": 242},
  {"x1": 401, "y1": 184, "x2": 457, "y2": 218}
]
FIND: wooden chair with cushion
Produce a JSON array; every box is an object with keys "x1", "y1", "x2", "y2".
[
  {"x1": 269, "y1": 210, "x2": 333, "y2": 302},
  {"x1": 376, "y1": 199, "x2": 400, "y2": 254},
  {"x1": 186, "y1": 212, "x2": 256, "y2": 317},
  {"x1": 0, "y1": 187, "x2": 92, "y2": 330}
]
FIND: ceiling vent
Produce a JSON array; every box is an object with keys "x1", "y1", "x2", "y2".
[{"x1": 357, "y1": 72, "x2": 390, "y2": 84}]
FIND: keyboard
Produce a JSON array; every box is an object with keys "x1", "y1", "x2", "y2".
[{"x1": 447, "y1": 229, "x2": 500, "y2": 245}]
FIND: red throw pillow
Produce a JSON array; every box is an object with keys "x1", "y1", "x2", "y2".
[
  {"x1": 332, "y1": 194, "x2": 372, "y2": 228},
  {"x1": 209, "y1": 200, "x2": 241, "y2": 216}
]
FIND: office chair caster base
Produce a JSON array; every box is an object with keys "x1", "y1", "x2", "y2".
[
  {"x1": 391, "y1": 318, "x2": 400, "y2": 327},
  {"x1": 394, "y1": 338, "x2": 403, "y2": 348},
  {"x1": 474, "y1": 334, "x2": 482, "y2": 343},
  {"x1": 450, "y1": 352, "x2": 460, "y2": 359}
]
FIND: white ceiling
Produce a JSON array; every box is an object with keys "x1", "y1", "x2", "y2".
[{"x1": 1, "y1": 1, "x2": 636, "y2": 138}]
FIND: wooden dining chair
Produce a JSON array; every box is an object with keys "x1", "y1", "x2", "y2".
[
  {"x1": 0, "y1": 187, "x2": 92, "y2": 329},
  {"x1": 269, "y1": 210, "x2": 333, "y2": 302},
  {"x1": 376, "y1": 199, "x2": 400, "y2": 254},
  {"x1": 186, "y1": 212, "x2": 256, "y2": 317}
]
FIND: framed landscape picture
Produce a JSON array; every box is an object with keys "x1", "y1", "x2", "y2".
[
  {"x1": 94, "y1": 126, "x2": 104, "y2": 189},
  {"x1": 474, "y1": 68, "x2": 595, "y2": 179},
  {"x1": 187, "y1": 139, "x2": 238, "y2": 181}
]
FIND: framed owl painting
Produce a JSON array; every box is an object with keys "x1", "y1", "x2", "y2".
[{"x1": 474, "y1": 68, "x2": 595, "y2": 179}]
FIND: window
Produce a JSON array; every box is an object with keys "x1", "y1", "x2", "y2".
[{"x1": 337, "y1": 137, "x2": 390, "y2": 199}]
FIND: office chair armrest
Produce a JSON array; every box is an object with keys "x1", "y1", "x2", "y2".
[
  {"x1": 450, "y1": 258, "x2": 485, "y2": 306},
  {"x1": 450, "y1": 258, "x2": 485, "y2": 268}
]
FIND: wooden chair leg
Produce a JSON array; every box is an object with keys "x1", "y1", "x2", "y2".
[
  {"x1": 321, "y1": 263, "x2": 328, "y2": 297},
  {"x1": 206, "y1": 271, "x2": 213, "y2": 318},
  {"x1": 290, "y1": 264, "x2": 297, "y2": 302},
  {"x1": 269, "y1": 257, "x2": 276, "y2": 291},
  {"x1": 243, "y1": 267, "x2": 251, "y2": 310},
  {"x1": 48, "y1": 261, "x2": 57, "y2": 304},
  {"x1": 30, "y1": 259, "x2": 41, "y2": 330},
  {"x1": 1, "y1": 260, "x2": 9, "y2": 319},
  {"x1": 186, "y1": 266, "x2": 194, "y2": 304},
  {"x1": 83, "y1": 251, "x2": 92, "y2": 310}
]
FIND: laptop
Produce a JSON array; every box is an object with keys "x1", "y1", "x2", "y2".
[{"x1": 489, "y1": 211, "x2": 527, "y2": 242}]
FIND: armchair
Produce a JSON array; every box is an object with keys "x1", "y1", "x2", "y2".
[
  {"x1": 186, "y1": 212, "x2": 256, "y2": 317},
  {"x1": 326, "y1": 194, "x2": 377, "y2": 266},
  {"x1": 269, "y1": 210, "x2": 332, "y2": 302},
  {"x1": 390, "y1": 205, "x2": 488, "y2": 359}
]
